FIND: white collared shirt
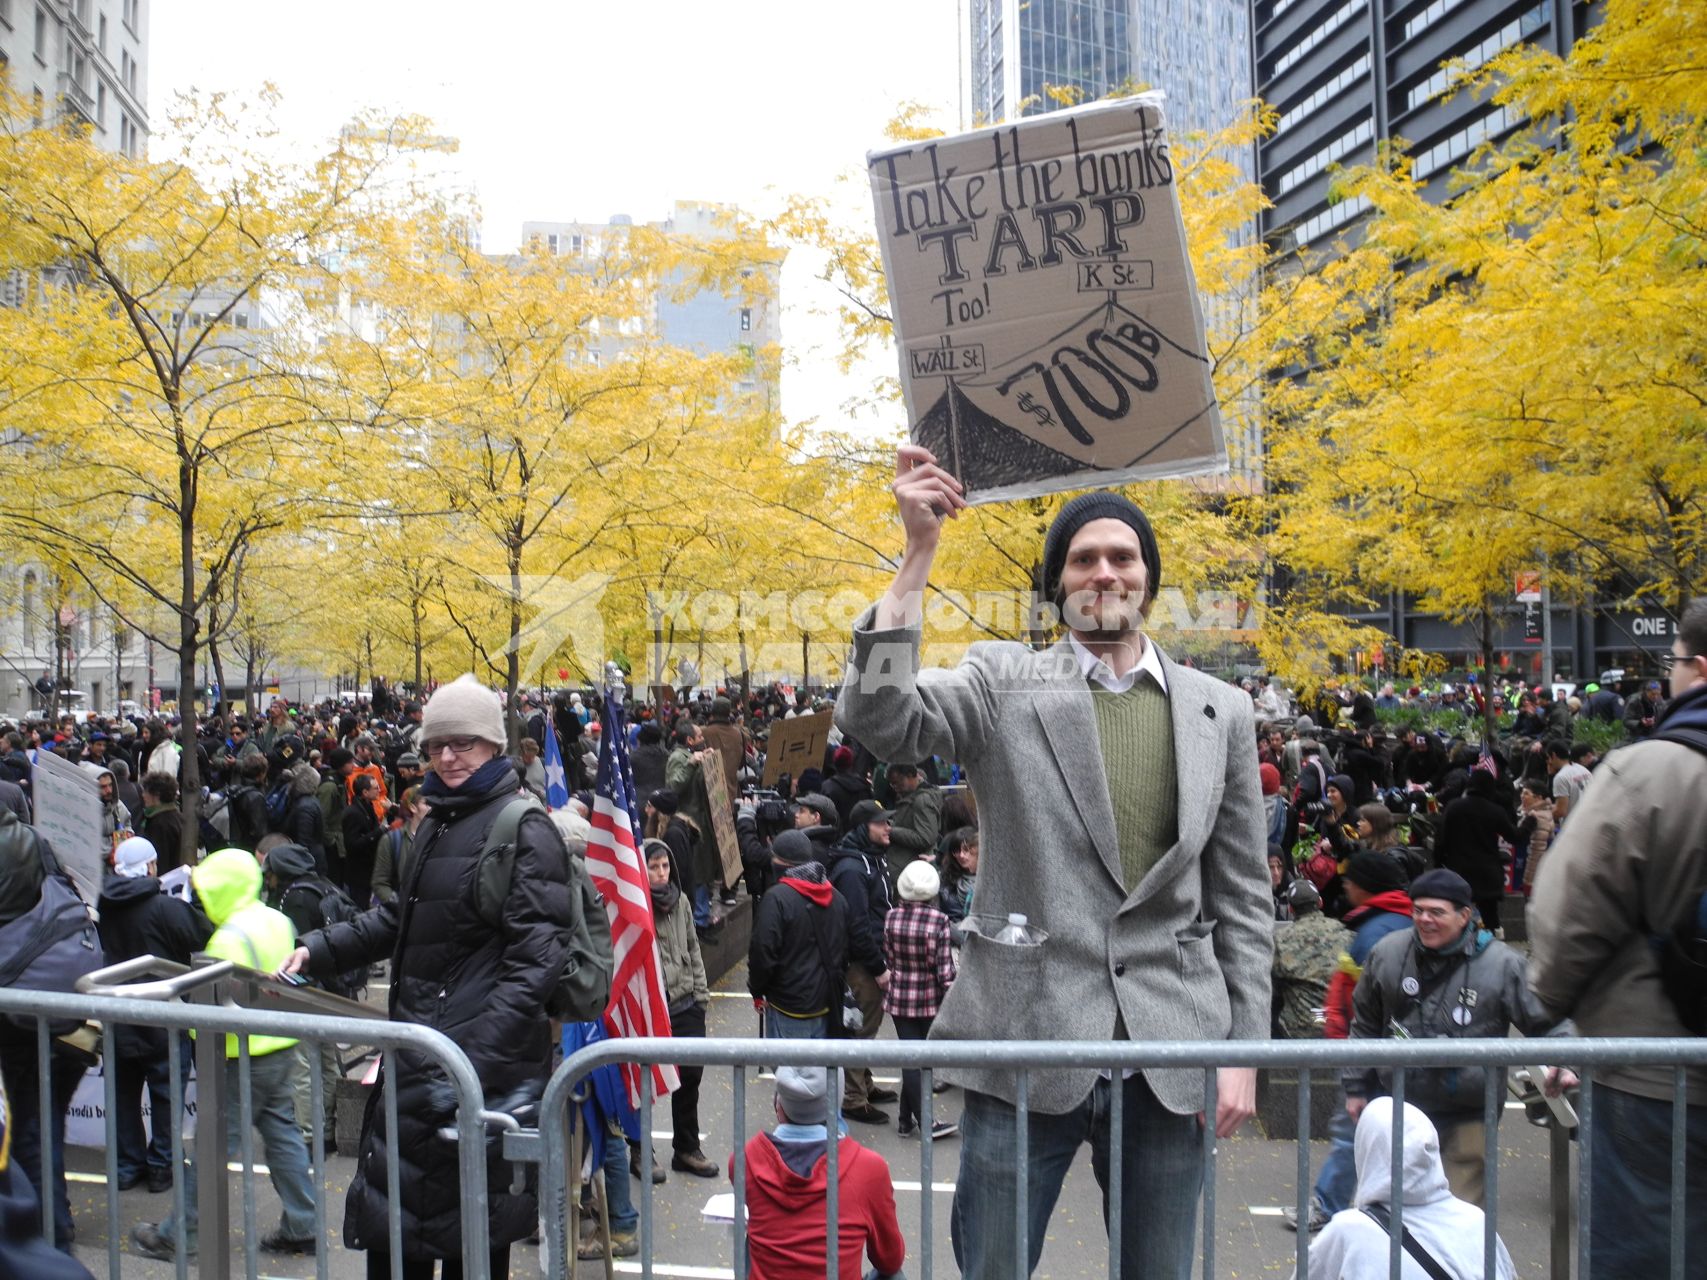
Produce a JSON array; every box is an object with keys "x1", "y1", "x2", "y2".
[{"x1": 1069, "y1": 632, "x2": 1169, "y2": 695}]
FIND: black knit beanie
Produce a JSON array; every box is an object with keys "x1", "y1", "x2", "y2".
[{"x1": 1041, "y1": 491, "x2": 1162, "y2": 608}]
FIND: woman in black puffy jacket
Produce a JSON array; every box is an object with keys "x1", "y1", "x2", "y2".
[{"x1": 283, "y1": 676, "x2": 578, "y2": 1279}]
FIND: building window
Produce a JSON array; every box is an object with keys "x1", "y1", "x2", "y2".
[
  {"x1": 122, "y1": 0, "x2": 137, "y2": 30},
  {"x1": 0, "y1": 0, "x2": 12, "y2": 28},
  {"x1": 32, "y1": 88, "x2": 43, "y2": 127},
  {"x1": 547, "y1": 233, "x2": 559, "y2": 254},
  {"x1": 97, "y1": 80, "x2": 104, "y2": 125},
  {"x1": 1272, "y1": 0, "x2": 1366, "y2": 78},
  {"x1": 98, "y1": 13, "x2": 106, "y2": 49},
  {"x1": 739, "y1": 307, "x2": 752, "y2": 332},
  {"x1": 1404, "y1": 4, "x2": 1547, "y2": 112},
  {"x1": 1276, "y1": 53, "x2": 1371, "y2": 134},
  {"x1": 34, "y1": 5, "x2": 46, "y2": 59},
  {"x1": 1276, "y1": 118, "x2": 1375, "y2": 194},
  {"x1": 571, "y1": 234, "x2": 583, "y2": 256}
]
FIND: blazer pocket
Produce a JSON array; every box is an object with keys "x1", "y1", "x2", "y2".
[
  {"x1": 945, "y1": 930, "x2": 1050, "y2": 1037},
  {"x1": 1176, "y1": 917, "x2": 1218, "y2": 942},
  {"x1": 1177, "y1": 930, "x2": 1232, "y2": 1040}
]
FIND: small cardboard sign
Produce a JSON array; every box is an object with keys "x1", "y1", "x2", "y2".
[
  {"x1": 868, "y1": 93, "x2": 1226, "y2": 503},
  {"x1": 761, "y1": 711, "x2": 833, "y2": 788},
  {"x1": 700, "y1": 752, "x2": 743, "y2": 888},
  {"x1": 33, "y1": 751, "x2": 106, "y2": 896}
]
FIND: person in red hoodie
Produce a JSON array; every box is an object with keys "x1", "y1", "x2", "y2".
[
  {"x1": 1284, "y1": 849, "x2": 1413, "y2": 1234},
  {"x1": 734, "y1": 1065, "x2": 905, "y2": 1280}
]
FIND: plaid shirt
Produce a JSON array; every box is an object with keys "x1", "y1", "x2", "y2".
[{"x1": 881, "y1": 900, "x2": 957, "y2": 1019}]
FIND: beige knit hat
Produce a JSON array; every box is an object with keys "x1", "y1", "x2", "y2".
[{"x1": 420, "y1": 674, "x2": 506, "y2": 748}]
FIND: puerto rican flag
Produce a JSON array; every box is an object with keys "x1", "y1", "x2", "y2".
[
  {"x1": 542, "y1": 716, "x2": 570, "y2": 811},
  {"x1": 584, "y1": 690, "x2": 678, "y2": 1106}
]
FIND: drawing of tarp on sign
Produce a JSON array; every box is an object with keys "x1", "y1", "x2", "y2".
[{"x1": 868, "y1": 92, "x2": 1227, "y2": 504}]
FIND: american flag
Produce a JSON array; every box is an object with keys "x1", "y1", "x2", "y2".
[{"x1": 584, "y1": 689, "x2": 678, "y2": 1106}]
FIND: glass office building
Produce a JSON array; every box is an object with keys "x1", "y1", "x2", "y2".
[{"x1": 967, "y1": 0, "x2": 1250, "y2": 146}]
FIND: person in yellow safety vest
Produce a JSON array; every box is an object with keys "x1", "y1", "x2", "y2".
[{"x1": 130, "y1": 849, "x2": 319, "y2": 1262}]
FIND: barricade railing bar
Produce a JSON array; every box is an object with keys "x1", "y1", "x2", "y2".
[
  {"x1": 0, "y1": 984, "x2": 493, "y2": 1280},
  {"x1": 535, "y1": 1036, "x2": 1707, "y2": 1280}
]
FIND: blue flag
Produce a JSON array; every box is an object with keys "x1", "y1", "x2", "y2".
[{"x1": 542, "y1": 717, "x2": 571, "y2": 811}]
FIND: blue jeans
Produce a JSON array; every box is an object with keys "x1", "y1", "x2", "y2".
[
  {"x1": 951, "y1": 1075, "x2": 1203, "y2": 1280},
  {"x1": 764, "y1": 1007, "x2": 828, "y2": 1040},
  {"x1": 692, "y1": 884, "x2": 712, "y2": 929},
  {"x1": 114, "y1": 1035, "x2": 194, "y2": 1181},
  {"x1": 597, "y1": 1123, "x2": 637, "y2": 1234},
  {"x1": 1587, "y1": 1083, "x2": 1707, "y2": 1278},
  {"x1": 1313, "y1": 1093, "x2": 1358, "y2": 1214},
  {"x1": 160, "y1": 1046, "x2": 316, "y2": 1245}
]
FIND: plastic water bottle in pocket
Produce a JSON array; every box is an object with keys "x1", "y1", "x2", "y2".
[{"x1": 992, "y1": 912, "x2": 1045, "y2": 946}]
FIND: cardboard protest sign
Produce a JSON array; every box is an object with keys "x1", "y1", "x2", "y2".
[
  {"x1": 33, "y1": 752, "x2": 107, "y2": 896},
  {"x1": 761, "y1": 711, "x2": 833, "y2": 788},
  {"x1": 868, "y1": 93, "x2": 1226, "y2": 503},
  {"x1": 700, "y1": 752, "x2": 743, "y2": 888}
]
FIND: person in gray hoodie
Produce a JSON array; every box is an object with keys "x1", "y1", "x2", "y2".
[{"x1": 1295, "y1": 1098, "x2": 1515, "y2": 1279}]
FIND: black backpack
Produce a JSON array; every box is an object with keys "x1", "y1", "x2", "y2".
[
  {"x1": 283, "y1": 876, "x2": 366, "y2": 998},
  {"x1": 464, "y1": 794, "x2": 613, "y2": 1022},
  {"x1": 1650, "y1": 723, "x2": 1707, "y2": 1033},
  {"x1": 0, "y1": 835, "x2": 104, "y2": 1034}
]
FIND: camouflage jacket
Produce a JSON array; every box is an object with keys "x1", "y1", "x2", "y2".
[{"x1": 1271, "y1": 910, "x2": 1343, "y2": 1039}]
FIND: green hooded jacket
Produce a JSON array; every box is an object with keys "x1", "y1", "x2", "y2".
[{"x1": 190, "y1": 847, "x2": 300, "y2": 1058}]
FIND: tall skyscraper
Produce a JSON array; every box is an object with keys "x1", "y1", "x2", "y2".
[
  {"x1": 0, "y1": 0, "x2": 150, "y2": 155},
  {"x1": 965, "y1": 0, "x2": 1250, "y2": 145},
  {"x1": 1251, "y1": 0, "x2": 1590, "y2": 252}
]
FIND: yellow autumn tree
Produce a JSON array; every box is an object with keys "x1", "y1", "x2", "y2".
[
  {"x1": 1262, "y1": 0, "x2": 1707, "y2": 730},
  {"x1": 0, "y1": 88, "x2": 428, "y2": 859},
  {"x1": 331, "y1": 201, "x2": 783, "y2": 740}
]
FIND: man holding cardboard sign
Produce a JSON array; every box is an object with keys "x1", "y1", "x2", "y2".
[{"x1": 834, "y1": 443, "x2": 1271, "y2": 1279}]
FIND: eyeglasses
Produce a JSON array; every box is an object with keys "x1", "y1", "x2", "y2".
[
  {"x1": 423, "y1": 736, "x2": 484, "y2": 757},
  {"x1": 1657, "y1": 653, "x2": 1702, "y2": 671},
  {"x1": 1412, "y1": 906, "x2": 1464, "y2": 922}
]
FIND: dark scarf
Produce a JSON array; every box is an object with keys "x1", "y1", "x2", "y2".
[
  {"x1": 650, "y1": 881, "x2": 681, "y2": 915},
  {"x1": 420, "y1": 756, "x2": 518, "y2": 805}
]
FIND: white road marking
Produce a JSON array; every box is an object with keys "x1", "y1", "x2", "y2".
[
  {"x1": 613, "y1": 1264, "x2": 735, "y2": 1279},
  {"x1": 1249, "y1": 1206, "x2": 1287, "y2": 1216},
  {"x1": 892, "y1": 1180, "x2": 956, "y2": 1193},
  {"x1": 70, "y1": 1161, "x2": 270, "y2": 1184}
]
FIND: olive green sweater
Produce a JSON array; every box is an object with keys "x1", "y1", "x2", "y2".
[{"x1": 1090, "y1": 679, "x2": 1179, "y2": 891}]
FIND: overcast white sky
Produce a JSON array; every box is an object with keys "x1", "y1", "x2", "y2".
[{"x1": 148, "y1": 0, "x2": 964, "y2": 430}]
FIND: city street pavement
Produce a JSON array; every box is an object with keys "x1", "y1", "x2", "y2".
[{"x1": 66, "y1": 960, "x2": 1575, "y2": 1278}]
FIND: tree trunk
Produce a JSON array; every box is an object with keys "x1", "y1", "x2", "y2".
[
  {"x1": 506, "y1": 530, "x2": 523, "y2": 751},
  {"x1": 412, "y1": 601, "x2": 424, "y2": 694},
  {"x1": 177, "y1": 460, "x2": 202, "y2": 868},
  {"x1": 245, "y1": 651, "x2": 257, "y2": 720},
  {"x1": 1479, "y1": 600, "x2": 1498, "y2": 749},
  {"x1": 209, "y1": 632, "x2": 227, "y2": 720}
]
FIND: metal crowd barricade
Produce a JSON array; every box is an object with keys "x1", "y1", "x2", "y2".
[
  {"x1": 0, "y1": 957, "x2": 495, "y2": 1280},
  {"x1": 524, "y1": 1035, "x2": 1707, "y2": 1280}
]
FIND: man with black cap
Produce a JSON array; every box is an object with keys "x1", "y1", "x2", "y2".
[
  {"x1": 836, "y1": 446, "x2": 1272, "y2": 1279},
  {"x1": 1347, "y1": 866, "x2": 1571, "y2": 1206},
  {"x1": 747, "y1": 830, "x2": 852, "y2": 1041}
]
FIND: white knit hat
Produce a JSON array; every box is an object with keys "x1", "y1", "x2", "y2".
[
  {"x1": 420, "y1": 674, "x2": 506, "y2": 748},
  {"x1": 114, "y1": 835, "x2": 158, "y2": 878},
  {"x1": 897, "y1": 859, "x2": 941, "y2": 903}
]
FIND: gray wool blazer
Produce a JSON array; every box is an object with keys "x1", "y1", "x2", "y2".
[{"x1": 834, "y1": 615, "x2": 1273, "y2": 1115}]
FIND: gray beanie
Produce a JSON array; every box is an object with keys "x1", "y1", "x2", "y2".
[
  {"x1": 420, "y1": 674, "x2": 506, "y2": 748},
  {"x1": 775, "y1": 1065, "x2": 829, "y2": 1125}
]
